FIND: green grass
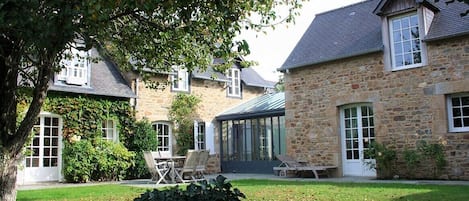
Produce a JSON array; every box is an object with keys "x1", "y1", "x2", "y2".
[{"x1": 17, "y1": 180, "x2": 469, "y2": 201}]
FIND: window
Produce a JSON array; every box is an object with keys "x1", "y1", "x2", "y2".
[
  {"x1": 57, "y1": 46, "x2": 90, "y2": 86},
  {"x1": 102, "y1": 119, "x2": 118, "y2": 142},
  {"x1": 226, "y1": 68, "x2": 241, "y2": 97},
  {"x1": 447, "y1": 94, "x2": 469, "y2": 132},
  {"x1": 171, "y1": 67, "x2": 189, "y2": 92},
  {"x1": 26, "y1": 116, "x2": 60, "y2": 168},
  {"x1": 389, "y1": 13, "x2": 423, "y2": 70},
  {"x1": 152, "y1": 122, "x2": 171, "y2": 151},
  {"x1": 195, "y1": 122, "x2": 206, "y2": 150}
]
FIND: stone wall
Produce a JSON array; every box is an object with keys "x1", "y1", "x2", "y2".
[
  {"x1": 130, "y1": 73, "x2": 266, "y2": 173},
  {"x1": 284, "y1": 36, "x2": 469, "y2": 179}
]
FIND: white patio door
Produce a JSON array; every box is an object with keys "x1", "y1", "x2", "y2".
[
  {"x1": 340, "y1": 104, "x2": 376, "y2": 177},
  {"x1": 23, "y1": 115, "x2": 62, "y2": 183}
]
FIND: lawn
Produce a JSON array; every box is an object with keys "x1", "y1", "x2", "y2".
[{"x1": 17, "y1": 179, "x2": 469, "y2": 201}]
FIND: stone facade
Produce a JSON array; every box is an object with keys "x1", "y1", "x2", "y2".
[
  {"x1": 284, "y1": 36, "x2": 469, "y2": 179},
  {"x1": 129, "y1": 72, "x2": 266, "y2": 173}
]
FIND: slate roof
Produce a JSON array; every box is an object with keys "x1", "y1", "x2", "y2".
[
  {"x1": 216, "y1": 92, "x2": 285, "y2": 120},
  {"x1": 49, "y1": 48, "x2": 136, "y2": 98},
  {"x1": 192, "y1": 61, "x2": 275, "y2": 88},
  {"x1": 280, "y1": 0, "x2": 469, "y2": 70}
]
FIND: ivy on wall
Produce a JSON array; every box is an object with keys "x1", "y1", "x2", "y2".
[
  {"x1": 169, "y1": 93, "x2": 201, "y2": 155},
  {"x1": 41, "y1": 92, "x2": 135, "y2": 142},
  {"x1": 18, "y1": 90, "x2": 139, "y2": 182}
]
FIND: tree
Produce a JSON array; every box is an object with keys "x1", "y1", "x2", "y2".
[{"x1": 0, "y1": 0, "x2": 302, "y2": 200}]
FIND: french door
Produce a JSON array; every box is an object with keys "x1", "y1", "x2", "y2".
[
  {"x1": 23, "y1": 115, "x2": 62, "y2": 183},
  {"x1": 340, "y1": 104, "x2": 376, "y2": 177}
]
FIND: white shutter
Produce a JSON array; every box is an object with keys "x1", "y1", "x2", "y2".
[
  {"x1": 193, "y1": 121, "x2": 199, "y2": 150},
  {"x1": 205, "y1": 122, "x2": 215, "y2": 154}
]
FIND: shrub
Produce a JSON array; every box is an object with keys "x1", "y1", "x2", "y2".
[
  {"x1": 134, "y1": 175, "x2": 246, "y2": 201},
  {"x1": 93, "y1": 139, "x2": 135, "y2": 181},
  {"x1": 126, "y1": 118, "x2": 158, "y2": 179},
  {"x1": 63, "y1": 139, "x2": 134, "y2": 183},
  {"x1": 417, "y1": 140, "x2": 447, "y2": 178},
  {"x1": 63, "y1": 140, "x2": 95, "y2": 183}
]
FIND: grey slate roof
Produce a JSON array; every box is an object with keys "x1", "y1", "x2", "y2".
[
  {"x1": 192, "y1": 61, "x2": 275, "y2": 88},
  {"x1": 49, "y1": 48, "x2": 136, "y2": 98},
  {"x1": 216, "y1": 92, "x2": 285, "y2": 120},
  {"x1": 280, "y1": 0, "x2": 469, "y2": 70}
]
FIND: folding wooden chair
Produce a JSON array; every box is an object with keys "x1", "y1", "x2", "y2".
[
  {"x1": 143, "y1": 151, "x2": 170, "y2": 184},
  {"x1": 174, "y1": 150, "x2": 199, "y2": 183}
]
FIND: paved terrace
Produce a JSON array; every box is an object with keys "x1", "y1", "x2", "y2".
[{"x1": 18, "y1": 173, "x2": 469, "y2": 190}]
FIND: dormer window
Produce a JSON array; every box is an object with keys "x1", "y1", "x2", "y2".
[
  {"x1": 171, "y1": 66, "x2": 189, "y2": 92},
  {"x1": 57, "y1": 46, "x2": 90, "y2": 86},
  {"x1": 389, "y1": 12, "x2": 422, "y2": 69},
  {"x1": 375, "y1": 0, "x2": 437, "y2": 72},
  {"x1": 226, "y1": 68, "x2": 241, "y2": 98}
]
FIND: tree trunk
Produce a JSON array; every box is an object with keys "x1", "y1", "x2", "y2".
[
  {"x1": 0, "y1": 154, "x2": 20, "y2": 201},
  {"x1": 0, "y1": 35, "x2": 53, "y2": 200}
]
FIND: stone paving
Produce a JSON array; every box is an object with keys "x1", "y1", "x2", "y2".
[{"x1": 18, "y1": 173, "x2": 469, "y2": 190}]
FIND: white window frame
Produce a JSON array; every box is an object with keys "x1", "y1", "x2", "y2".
[
  {"x1": 193, "y1": 121, "x2": 206, "y2": 150},
  {"x1": 152, "y1": 122, "x2": 172, "y2": 152},
  {"x1": 102, "y1": 119, "x2": 118, "y2": 142},
  {"x1": 388, "y1": 12, "x2": 424, "y2": 71},
  {"x1": 57, "y1": 46, "x2": 90, "y2": 86},
  {"x1": 226, "y1": 68, "x2": 241, "y2": 97},
  {"x1": 25, "y1": 114, "x2": 62, "y2": 168},
  {"x1": 447, "y1": 94, "x2": 469, "y2": 132},
  {"x1": 171, "y1": 67, "x2": 189, "y2": 92}
]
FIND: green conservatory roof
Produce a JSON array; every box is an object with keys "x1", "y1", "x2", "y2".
[{"x1": 216, "y1": 92, "x2": 285, "y2": 121}]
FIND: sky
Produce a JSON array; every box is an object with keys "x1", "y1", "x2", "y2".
[{"x1": 242, "y1": 0, "x2": 364, "y2": 81}]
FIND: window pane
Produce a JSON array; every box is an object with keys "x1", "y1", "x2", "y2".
[
  {"x1": 52, "y1": 118, "x2": 59, "y2": 126},
  {"x1": 402, "y1": 18, "x2": 410, "y2": 28},
  {"x1": 395, "y1": 55, "x2": 404, "y2": 67},
  {"x1": 363, "y1": 129, "x2": 369, "y2": 137},
  {"x1": 410, "y1": 15, "x2": 419, "y2": 26},
  {"x1": 402, "y1": 28, "x2": 410, "y2": 40},
  {"x1": 392, "y1": 20, "x2": 400, "y2": 30},
  {"x1": 362, "y1": 118, "x2": 368, "y2": 127},
  {"x1": 452, "y1": 98, "x2": 461, "y2": 106},
  {"x1": 346, "y1": 130, "x2": 351, "y2": 138},
  {"x1": 453, "y1": 108, "x2": 461, "y2": 116},
  {"x1": 393, "y1": 31, "x2": 401, "y2": 42},
  {"x1": 454, "y1": 118, "x2": 462, "y2": 127},
  {"x1": 33, "y1": 138, "x2": 40, "y2": 146},
  {"x1": 411, "y1": 27, "x2": 419, "y2": 39},
  {"x1": 351, "y1": 108, "x2": 357, "y2": 117},
  {"x1": 347, "y1": 150, "x2": 353, "y2": 159},
  {"x1": 353, "y1": 150, "x2": 359, "y2": 159},
  {"x1": 45, "y1": 117, "x2": 51, "y2": 126},
  {"x1": 32, "y1": 158, "x2": 39, "y2": 167},
  {"x1": 352, "y1": 119, "x2": 357, "y2": 128},
  {"x1": 43, "y1": 158, "x2": 50, "y2": 167},
  {"x1": 370, "y1": 128, "x2": 375, "y2": 137},
  {"x1": 464, "y1": 118, "x2": 469, "y2": 127},
  {"x1": 413, "y1": 52, "x2": 422, "y2": 64},
  {"x1": 412, "y1": 39, "x2": 421, "y2": 51},
  {"x1": 404, "y1": 53, "x2": 413, "y2": 65},
  {"x1": 44, "y1": 148, "x2": 50, "y2": 156},
  {"x1": 463, "y1": 107, "x2": 469, "y2": 116},
  {"x1": 352, "y1": 129, "x2": 358, "y2": 138},
  {"x1": 52, "y1": 138, "x2": 58, "y2": 146},
  {"x1": 44, "y1": 138, "x2": 50, "y2": 146},
  {"x1": 462, "y1": 97, "x2": 469, "y2": 105},
  {"x1": 403, "y1": 41, "x2": 411, "y2": 53},
  {"x1": 344, "y1": 109, "x2": 350, "y2": 118}
]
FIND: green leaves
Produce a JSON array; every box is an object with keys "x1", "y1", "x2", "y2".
[{"x1": 134, "y1": 175, "x2": 246, "y2": 201}]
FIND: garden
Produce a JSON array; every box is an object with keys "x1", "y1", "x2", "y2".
[{"x1": 17, "y1": 176, "x2": 469, "y2": 201}]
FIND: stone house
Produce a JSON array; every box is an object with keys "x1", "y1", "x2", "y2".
[
  {"x1": 124, "y1": 59, "x2": 274, "y2": 173},
  {"x1": 279, "y1": 0, "x2": 469, "y2": 179},
  {"x1": 17, "y1": 46, "x2": 136, "y2": 185}
]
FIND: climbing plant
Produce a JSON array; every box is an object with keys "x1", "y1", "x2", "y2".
[
  {"x1": 168, "y1": 93, "x2": 201, "y2": 155},
  {"x1": 18, "y1": 91, "x2": 137, "y2": 182}
]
